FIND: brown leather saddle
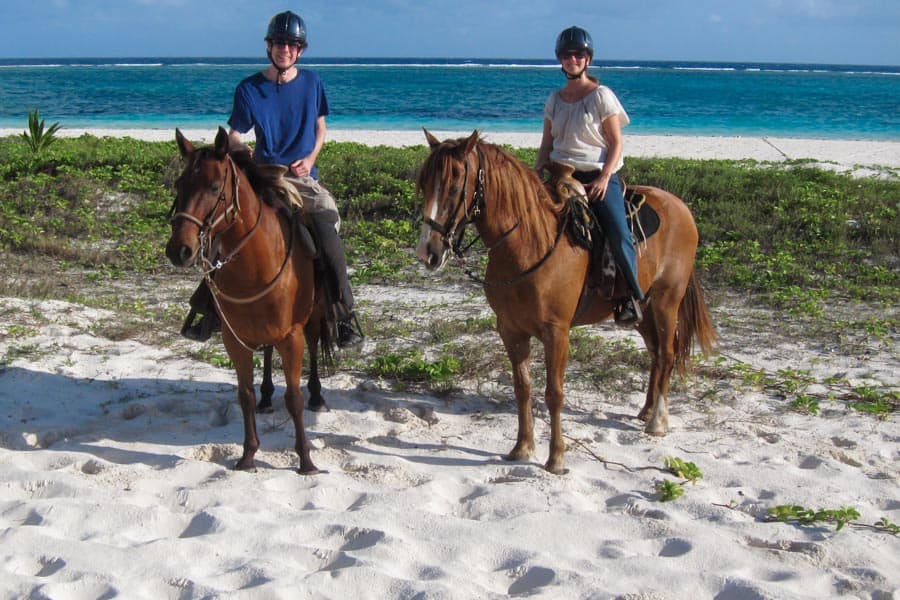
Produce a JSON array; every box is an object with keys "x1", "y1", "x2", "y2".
[{"x1": 544, "y1": 162, "x2": 660, "y2": 298}]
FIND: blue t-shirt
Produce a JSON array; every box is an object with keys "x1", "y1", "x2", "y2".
[{"x1": 228, "y1": 69, "x2": 329, "y2": 177}]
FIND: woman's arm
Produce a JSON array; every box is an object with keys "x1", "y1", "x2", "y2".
[
  {"x1": 587, "y1": 113, "x2": 623, "y2": 201},
  {"x1": 535, "y1": 117, "x2": 554, "y2": 174}
]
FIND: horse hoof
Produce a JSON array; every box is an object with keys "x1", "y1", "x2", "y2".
[
  {"x1": 504, "y1": 449, "x2": 533, "y2": 463},
  {"x1": 307, "y1": 401, "x2": 329, "y2": 413},
  {"x1": 544, "y1": 459, "x2": 569, "y2": 475},
  {"x1": 298, "y1": 465, "x2": 323, "y2": 475},
  {"x1": 233, "y1": 460, "x2": 257, "y2": 472},
  {"x1": 644, "y1": 428, "x2": 667, "y2": 437}
]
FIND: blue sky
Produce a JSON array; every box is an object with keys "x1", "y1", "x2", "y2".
[{"x1": 1, "y1": 0, "x2": 898, "y2": 65}]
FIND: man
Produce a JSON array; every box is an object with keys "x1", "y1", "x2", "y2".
[{"x1": 183, "y1": 10, "x2": 363, "y2": 348}]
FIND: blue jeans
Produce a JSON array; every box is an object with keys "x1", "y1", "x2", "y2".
[{"x1": 578, "y1": 172, "x2": 644, "y2": 300}]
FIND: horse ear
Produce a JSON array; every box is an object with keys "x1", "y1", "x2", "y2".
[
  {"x1": 175, "y1": 128, "x2": 194, "y2": 158},
  {"x1": 423, "y1": 128, "x2": 441, "y2": 149},
  {"x1": 214, "y1": 127, "x2": 230, "y2": 158},
  {"x1": 465, "y1": 130, "x2": 480, "y2": 154}
]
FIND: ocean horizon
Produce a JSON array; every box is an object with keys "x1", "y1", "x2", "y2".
[{"x1": 1, "y1": 57, "x2": 898, "y2": 139}]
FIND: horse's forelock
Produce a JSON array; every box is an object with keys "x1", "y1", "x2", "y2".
[{"x1": 417, "y1": 140, "x2": 459, "y2": 196}]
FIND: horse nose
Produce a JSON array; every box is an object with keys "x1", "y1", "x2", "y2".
[
  {"x1": 165, "y1": 240, "x2": 196, "y2": 267},
  {"x1": 416, "y1": 240, "x2": 445, "y2": 271}
]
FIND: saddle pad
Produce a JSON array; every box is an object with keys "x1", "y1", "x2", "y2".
[{"x1": 624, "y1": 189, "x2": 660, "y2": 243}]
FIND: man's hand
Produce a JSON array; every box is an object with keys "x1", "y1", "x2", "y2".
[{"x1": 289, "y1": 157, "x2": 314, "y2": 177}]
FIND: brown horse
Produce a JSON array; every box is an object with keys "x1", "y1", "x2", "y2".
[
  {"x1": 416, "y1": 130, "x2": 717, "y2": 474},
  {"x1": 166, "y1": 127, "x2": 328, "y2": 473}
]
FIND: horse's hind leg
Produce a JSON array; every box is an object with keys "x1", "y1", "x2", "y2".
[
  {"x1": 637, "y1": 292, "x2": 678, "y2": 436},
  {"x1": 257, "y1": 346, "x2": 275, "y2": 414},
  {"x1": 500, "y1": 327, "x2": 535, "y2": 463},
  {"x1": 305, "y1": 323, "x2": 327, "y2": 412}
]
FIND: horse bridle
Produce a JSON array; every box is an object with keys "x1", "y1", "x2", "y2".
[
  {"x1": 169, "y1": 153, "x2": 250, "y2": 274},
  {"x1": 168, "y1": 152, "x2": 295, "y2": 351},
  {"x1": 425, "y1": 143, "x2": 568, "y2": 287},
  {"x1": 169, "y1": 155, "x2": 243, "y2": 273},
  {"x1": 423, "y1": 146, "x2": 486, "y2": 257}
]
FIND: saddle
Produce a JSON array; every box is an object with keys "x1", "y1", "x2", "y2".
[{"x1": 545, "y1": 162, "x2": 660, "y2": 298}]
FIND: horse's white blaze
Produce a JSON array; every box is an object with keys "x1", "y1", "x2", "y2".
[{"x1": 416, "y1": 181, "x2": 444, "y2": 265}]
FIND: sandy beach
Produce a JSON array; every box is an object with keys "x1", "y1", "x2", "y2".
[{"x1": 1, "y1": 127, "x2": 898, "y2": 598}]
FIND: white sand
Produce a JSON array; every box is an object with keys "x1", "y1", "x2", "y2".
[
  {"x1": 2, "y1": 288, "x2": 899, "y2": 598},
  {"x1": 3, "y1": 127, "x2": 900, "y2": 178},
  {"x1": 1, "y1": 128, "x2": 899, "y2": 598}
]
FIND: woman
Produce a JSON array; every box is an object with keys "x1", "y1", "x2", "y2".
[{"x1": 535, "y1": 25, "x2": 644, "y2": 325}]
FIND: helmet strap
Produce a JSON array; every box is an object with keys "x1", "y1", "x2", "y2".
[
  {"x1": 266, "y1": 48, "x2": 297, "y2": 89},
  {"x1": 561, "y1": 66, "x2": 587, "y2": 80}
]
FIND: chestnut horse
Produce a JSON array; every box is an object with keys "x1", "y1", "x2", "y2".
[
  {"x1": 416, "y1": 130, "x2": 716, "y2": 474},
  {"x1": 166, "y1": 127, "x2": 328, "y2": 473}
]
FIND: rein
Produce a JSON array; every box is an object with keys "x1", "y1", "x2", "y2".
[
  {"x1": 429, "y1": 145, "x2": 566, "y2": 287},
  {"x1": 170, "y1": 153, "x2": 295, "y2": 351}
]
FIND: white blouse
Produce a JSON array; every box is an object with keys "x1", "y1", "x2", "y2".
[{"x1": 543, "y1": 85, "x2": 630, "y2": 172}]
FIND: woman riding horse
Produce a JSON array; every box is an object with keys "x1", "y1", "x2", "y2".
[{"x1": 417, "y1": 130, "x2": 716, "y2": 474}]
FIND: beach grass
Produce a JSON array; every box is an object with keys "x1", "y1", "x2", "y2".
[
  {"x1": 0, "y1": 133, "x2": 897, "y2": 414},
  {"x1": 1, "y1": 133, "x2": 897, "y2": 329}
]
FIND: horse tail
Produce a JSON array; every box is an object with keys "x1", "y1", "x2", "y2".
[{"x1": 673, "y1": 269, "x2": 718, "y2": 373}]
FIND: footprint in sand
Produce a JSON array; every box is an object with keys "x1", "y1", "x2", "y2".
[
  {"x1": 36, "y1": 556, "x2": 66, "y2": 577},
  {"x1": 338, "y1": 526, "x2": 386, "y2": 552},
  {"x1": 507, "y1": 566, "x2": 556, "y2": 596},
  {"x1": 178, "y1": 510, "x2": 221, "y2": 538},
  {"x1": 658, "y1": 537, "x2": 693, "y2": 557}
]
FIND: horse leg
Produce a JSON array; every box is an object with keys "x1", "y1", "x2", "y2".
[
  {"x1": 500, "y1": 327, "x2": 535, "y2": 463},
  {"x1": 280, "y1": 333, "x2": 319, "y2": 474},
  {"x1": 637, "y1": 293, "x2": 678, "y2": 436},
  {"x1": 306, "y1": 323, "x2": 327, "y2": 412},
  {"x1": 257, "y1": 346, "x2": 275, "y2": 414},
  {"x1": 228, "y1": 345, "x2": 261, "y2": 470},
  {"x1": 542, "y1": 325, "x2": 571, "y2": 474}
]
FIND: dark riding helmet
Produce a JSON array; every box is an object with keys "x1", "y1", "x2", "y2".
[
  {"x1": 265, "y1": 11, "x2": 308, "y2": 48},
  {"x1": 555, "y1": 26, "x2": 593, "y2": 59}
]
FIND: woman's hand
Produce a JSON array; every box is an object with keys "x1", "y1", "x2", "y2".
[{"x1": 586, "y1": 173, "x2": 611, "y2": 202}]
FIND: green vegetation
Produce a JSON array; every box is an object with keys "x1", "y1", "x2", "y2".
[
  {"x1": 21, "y1": 109, "x2": 62, "y2": 155},
  {"x1": 655, "y1": 457, "x2": 704, "y2": 502},
  {"x1": 2, "y1": 135, "x2": 896, "y2": 300},
  {"x1": 0, "y1": 132, "x2": 897, "y2": 401},
  {"x1": 766, "y1": 504, "x2": 861, "y2": 531}
]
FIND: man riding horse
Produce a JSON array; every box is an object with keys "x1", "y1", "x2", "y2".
[{"x1": 181, "y1": 10, "x2": 364, "y2": 349}]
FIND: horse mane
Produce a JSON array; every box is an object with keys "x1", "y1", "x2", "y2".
[
  {"x1": 418, "y1": 136, "x2": 561, "y2": 260},
  {"x1": 479, "y1": 143, "x2": 562, "y2": 248}
]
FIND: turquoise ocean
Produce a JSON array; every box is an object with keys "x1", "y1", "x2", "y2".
[{"x1": 1, "y1": 57, "x2": 898, "y2": 140}]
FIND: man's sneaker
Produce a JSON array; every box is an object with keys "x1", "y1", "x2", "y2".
[
  {"x1": 181, "y1": 310, "x2": 220, "y2": 342},
  {"x1": 613, "y1": 297, "x2": 643, "y2": 326},
  {"x1": 336, "y1": 314, "x2": 364, "y2": 348}
]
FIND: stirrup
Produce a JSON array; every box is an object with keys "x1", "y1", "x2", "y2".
[
  {"x1": 613, "y1": 297, "x2": 643, "y2": 326},
  {"x1": 336, "y1": 312, "x2": 364, "y2": 348}
]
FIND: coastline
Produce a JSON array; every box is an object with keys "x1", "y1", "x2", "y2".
[{"x1": 3, "y1": 127, "x2": 899, "y2": 175}]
